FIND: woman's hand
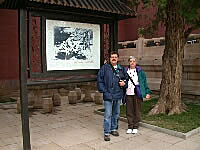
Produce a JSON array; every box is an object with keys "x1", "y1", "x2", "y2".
[{"x1": 146, "y1": 94, "x2": 150, "y2": 99}]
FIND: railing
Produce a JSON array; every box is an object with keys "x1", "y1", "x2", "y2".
[
  {"x1": 118, "y1": 34, "x2": 200, "y2": 61},
  {"x1": 119, "y1": 34, "x2": 200, "y2": 49}
]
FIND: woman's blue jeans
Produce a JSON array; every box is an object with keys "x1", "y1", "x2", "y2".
[{"x1": 104, "y1": 99, "x2": 120, "y2": 135}]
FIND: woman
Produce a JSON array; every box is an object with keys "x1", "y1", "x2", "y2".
[{"x1": 125, "y1": 56, "x2": 152, "y2": 134}]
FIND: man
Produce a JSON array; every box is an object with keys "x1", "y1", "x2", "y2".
[{"x1": 97, "y1": 51, "x2": 127, "y2": 141}]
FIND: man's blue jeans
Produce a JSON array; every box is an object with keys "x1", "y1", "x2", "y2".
[{"x1": 104, "y1": 99, "x2": 120, "y2": 135}]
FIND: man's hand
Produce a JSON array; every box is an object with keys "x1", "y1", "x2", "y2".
[{"x1": 119, "y1": 80, "x2": 125, "y2": 86}]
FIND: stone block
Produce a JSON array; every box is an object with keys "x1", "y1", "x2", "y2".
[
  {"x1": 58, "y1": 88, "x2": 69, "y2": 96},
  {"x1": 94, "y1": 91, "x2": 103, "y2": 105},
  {"x1": 33, "y1": 90, "x2": 43, "y2": 109},
  {"x1": 42, "y1": 89, "x2": 54, "y2": 97},
  {"x1": 52, "y1": 93, "x2": 61, "y2": 106},
  {"x1": 43, "y1": 97, "x2": 53, "y2": 113},
  {"x1": 27, "y1": 91, "x2": 35, "y2": 106},
  {"x1": 145, "y1": 72, "x2": 162, "y2": 78},
  {"x1": 16, "y1": 97, "x2": 21, "y2": 114},
  {"x1": 188, "y1": 73, "x2": 200, "y2": 80},
  {"x1": 68, "y1": 91, "x2": 77, "y2": 104},
  {"x1": 74, "y1": 88, "x2": 82, "y2": 102},
  {"x1": 83, "y1": 90, "x2": 93, "y2": 102}
]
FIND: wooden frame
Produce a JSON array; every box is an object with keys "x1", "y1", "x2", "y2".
[
  {"x1": 28, "y1": 10, "x2": 110, "y2": 79},
  {"x1": 14, "y1": 1, "x2": 135, "y2": 150},
  {"x1": 45, "y1": 19, "x2": 101, "y2": 71}
]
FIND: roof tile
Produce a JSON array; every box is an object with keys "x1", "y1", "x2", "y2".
[{"x1": 29, "y1": 0, "x2": 135, "y2": 17}]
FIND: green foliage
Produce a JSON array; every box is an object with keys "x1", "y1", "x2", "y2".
[
  {"x1": 142, "y1": 0, "x2": 152, "y2": 8},
  {"x1": 156, "y1": 0, "x2": 167, "y2": 8},
  {"x1": 180, "y1": 0, "x2": 200, "y2": 24},
  {"x1": 126, "y1": 0, "x2": 200, "y2": 35},
  {"x1": 137, "y1": 27, "x2": 145, "y2": 37}
]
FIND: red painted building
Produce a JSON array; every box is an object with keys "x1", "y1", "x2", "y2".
[
  {"x1": 118, "y1": 2, "x2": 165, "y2": 41},
  {"x1": 0, "y1": 7, "x2": 199, "y2": 84},
  {"x1": 118, "y1": 2, "x2": 200, "y2": 41},
  {"x1": 1, "y1": 9, "x2": 145, "y2": 82},
  {"x1": 0, "y1": 9, "x2": 19, "y2": 80},
  {"x1": 118, "y1": 18, "x2": 166, "y2": 41},
  {"x1": 0, "y1": 1, "x2": 136, "y2": 88},
  {"x1": 0, "y1": 3, "x2": 174, "y2": 83}
]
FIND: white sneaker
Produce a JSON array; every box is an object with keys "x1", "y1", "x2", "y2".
[
  {"x1": 126, "y1": 129, "x2": 132, "y2": 134},
  {"x1": 132, "y1": 129, "x2": 138, "y2": 134}
]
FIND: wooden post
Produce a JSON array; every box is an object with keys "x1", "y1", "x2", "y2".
[
  {"x1": 113, "y1": 20, "x2": 118, "y2": 52},
  {"x1": 19, "y1": 9, "x2": 31, "y2": 150}
]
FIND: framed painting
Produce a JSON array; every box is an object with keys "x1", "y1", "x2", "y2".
[{"x1": 46, "y1": 19, "x2": 100, "y2": 71}]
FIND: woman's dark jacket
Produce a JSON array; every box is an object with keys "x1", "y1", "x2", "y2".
[
  {"x1": 123, "y1": 65, "x2": 152, "y2": 103},
  {"x1": 97, "y1": 64, "x2": 127, "y2": 101}
]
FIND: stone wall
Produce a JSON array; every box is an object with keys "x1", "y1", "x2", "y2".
[
  {"x1": 119, "y1": 36, "x2": 200, "y2": 63},
  {"x1": 118, "y1": 36, "x2": 200, "y2": 100},
  {"x1": 0, "y1": 81, "x2": 98, "y2": 100},
  {"x1": 0, "y1": 81, "x2": 103, "y2": 113}
]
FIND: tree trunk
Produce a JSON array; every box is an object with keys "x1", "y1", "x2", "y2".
[{"x1": 149, "y1": 0, "x2": 187, "y2": 115}]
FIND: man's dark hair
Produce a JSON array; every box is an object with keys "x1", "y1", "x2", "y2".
[{"x1": 109, "y1": 51, "x2": 119, "y2": 58}]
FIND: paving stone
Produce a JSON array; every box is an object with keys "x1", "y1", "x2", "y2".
[
  {"x1": 0, "y1": 102, "x2": 200, "y2": 150},
  {"x1": 1, "y1": 136, "x2": 22, "y2": 146},
  {"x1": 37, "y1": 142, "x2": 65, "y2": 150},
  {"x1": 159, "y1": 134, "x2": 184, "y2": 144},
  {"x1": 85, "y1": 138, "x2": 111, "y2": 150},
  {"x1": 173, "y1": 140, "x2": 200, "y2": 150},
  {"x1": 67, "y1": 143, "x2": 94, "y2": 150},
  {"x1": 189, "y1": 134, "x2": 200, "y2": 143}
]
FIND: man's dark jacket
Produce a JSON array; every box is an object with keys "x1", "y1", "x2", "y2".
[{"x1": 97, "y1": 64, "x2": 127, "y2": 101}]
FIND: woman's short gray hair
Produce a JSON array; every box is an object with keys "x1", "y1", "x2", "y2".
[{"x1": 128, "y1": 56, "x2": 136, "y2": 62}]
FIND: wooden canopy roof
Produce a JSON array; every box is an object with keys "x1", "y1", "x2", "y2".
[{"x1": 0, "y1": 0, "x2": 135, "y2": 19}]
